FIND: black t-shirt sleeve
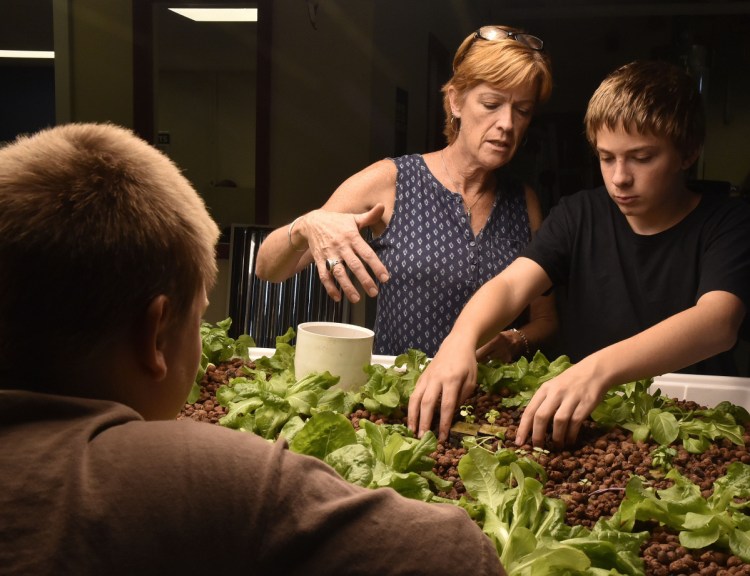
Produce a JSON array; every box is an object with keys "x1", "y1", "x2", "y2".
[
  {"x1": 696, "y1": 197, "x2": 750, "y2": 310},
  {"x1": 521, "y1": 193, "x2": 583, "y2": 287}
]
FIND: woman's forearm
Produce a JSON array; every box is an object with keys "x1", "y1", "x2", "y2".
[
  {"x1": 517, "y1": 293, "x2": 558, "y2": 355},
  {"x1": 255, "y1": 216, "x2": 313, "y2": 281}
]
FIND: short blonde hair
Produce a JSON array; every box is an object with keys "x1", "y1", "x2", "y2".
[
  {"x1": 442, "y1": 26, "x2": 553, "y2": 144},
  {"x1": 0, "y1": 123, "x2": 220, "y2": 382},
  {"x1": 585, "y1": 60, "x2": 705, "y2": 158}
]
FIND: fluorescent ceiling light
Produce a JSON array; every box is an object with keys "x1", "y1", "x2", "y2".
[
  {"x1": 0, "y1": 50, "x2": 55, "y2": 59},
  {"x1": 168, "y1": 8, "x2": 258, "y2": 22}
]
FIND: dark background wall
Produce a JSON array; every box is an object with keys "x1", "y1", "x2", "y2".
[{"x1": 0, "y1": 64, "x2": 55, "y2": 143}]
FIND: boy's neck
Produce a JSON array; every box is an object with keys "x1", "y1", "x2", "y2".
[{"x1": 626, "y1": 186, "x2": 701, "y2": 236}]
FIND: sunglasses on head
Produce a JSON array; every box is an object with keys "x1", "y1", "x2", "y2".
[
  {"x1": 476, "y1": 26, "x2": 543, "y2": 50},
  {"x1": 454, "y1": 25, "x2": 544, "y2": 70}
]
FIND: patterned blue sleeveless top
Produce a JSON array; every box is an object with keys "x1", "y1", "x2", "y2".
[{"x1": 369, "y1": 154, "x2": 531, "y2": 356}]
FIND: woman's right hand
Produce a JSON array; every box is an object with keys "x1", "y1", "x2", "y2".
[
  {"x1": 297, "y1": 204, "x2": 390, "y2": 303},
  {"x1": 476, "y1": 331, "x2": 517, "y2": 363}
]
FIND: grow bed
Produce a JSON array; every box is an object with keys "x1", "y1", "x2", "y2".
[{"x1": 178, "y1": 324, "x2": 750, "y2": 576}]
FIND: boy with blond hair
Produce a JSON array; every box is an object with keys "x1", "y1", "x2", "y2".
[
  {"x1": 0, "y1": 123, "x2": 504, "y2": 576},
  {"x1": 409, "y1": 60, "x2": 750, "y2": 449}
]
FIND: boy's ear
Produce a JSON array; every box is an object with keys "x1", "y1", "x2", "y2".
[
  {"x1": 139, "y1": 295, "x2": 171, "y2": 381},
  {"x1": 682, "y1": 148, "x2": 702, "y2": 171}
]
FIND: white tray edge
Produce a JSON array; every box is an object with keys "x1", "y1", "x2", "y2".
[{"x1": 248, "y1": 347, "x2": 750, "y2": 409}]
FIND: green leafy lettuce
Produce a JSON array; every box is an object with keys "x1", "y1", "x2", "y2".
[
  {"x1": 198, "y1": 320, "x2": 750, "y2": 575},
  {"x1": 457, "y1": 445, "x2": 647, "y2": 575},
  {"x1": 288, "y1": 411, "x2": 443, "y2": 501},
  {"x1": 592, "y1": 379, "x2": 746, "y2": 452},
  {"x1": 477, "y1": 352, "x2": 572, "y2": 408},
  {"x1": 188, "y1": 318, "x2": 255, "y2": 403}
]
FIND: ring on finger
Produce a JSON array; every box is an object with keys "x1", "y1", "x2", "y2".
[{"x1": 325, "y1": 258, "x2": 342, "y2": 271}]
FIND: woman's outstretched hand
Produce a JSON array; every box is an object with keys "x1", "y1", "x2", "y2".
[{"x1": 303, "y1": 204, "x2": 389, "y2": 303}]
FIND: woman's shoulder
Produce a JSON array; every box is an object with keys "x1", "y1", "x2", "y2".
[
  {"x1": 388, "y1": 153, "x2": 430, "y2": 172},
  {"x1": 328, "y1": 159, "x2": 397, "y2": 215},
  {"x1": 345, "y1": 158, "x2": 398, "y2": 189}
]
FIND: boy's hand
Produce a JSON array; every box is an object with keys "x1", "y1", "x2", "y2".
[
  {"x1": 407, "y1": 338, "x2": 478, "y2": 442},
  {"x1": 514, "y1": 362, "x2": 609, "y2": 449}
]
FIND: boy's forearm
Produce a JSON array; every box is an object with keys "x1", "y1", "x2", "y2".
[
  {"x1": 584, "y1": 291, "x2": 744, "y2": 387},
  {"x1": 451, "y1": 273, "x2": 533, "y2": 352}
]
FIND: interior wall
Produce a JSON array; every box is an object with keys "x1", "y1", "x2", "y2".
[
  {"x1": 155, "y1": 68, "x2": 255, "y2": 325},
  {"x1": 698, "y1": 18, "x2": 750, "y2": 189},
  {"x1": 266, "y1": 0, "x2": 376, "y2": 225},
  {"x1": 156, "y1": 70, "x2": 256, "y2": 226},
  {"x1": 153, "y1": 4, "x2": 257, "y2": 198},
  {"x1": 0, "y1": 65, "x2": 55, "y2": 143},
  {"x1": 54, "y1": 0, "x2": 133, "y2": 126},
  {"x1": 150, "y1": 4, "x2": 258, "y2": 324},
  {"x1": 367, "y1": 0, "x2": 438, "y2": 161}
]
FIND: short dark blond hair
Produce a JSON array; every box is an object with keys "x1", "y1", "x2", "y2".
[
  {"x1": 0, "y1": 123, "x2": 220, "y2": 383},
  {"x1": 442, "y1": 26, "x2": 553, "y2": 144},
  {"x1": 584, "y1": 60, "x2": 706, "y2": 158}
]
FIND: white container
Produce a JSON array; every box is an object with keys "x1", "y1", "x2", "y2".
[
  {"x1": 651, "y1": 373, "x2": 750, "y2": 410},
  {"x1": 294, "y1": 322, "x2": 375, "y2": 391}
]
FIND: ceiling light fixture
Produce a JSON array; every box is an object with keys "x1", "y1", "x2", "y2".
[
  {"x1": 0, "y1": 50, "x2": 54, "y2": 59},
  {"x1": 168, "y1": 8, "x2": 258, "y2": 22}
]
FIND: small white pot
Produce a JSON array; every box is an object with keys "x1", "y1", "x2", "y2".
[{"x1": 294, "y1": 321, "x2": 375, "y2": 391}]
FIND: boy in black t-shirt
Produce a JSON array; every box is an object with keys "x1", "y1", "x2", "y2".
[{"x1": 409, "y1": 60, "x2": 750, "y2": 449}]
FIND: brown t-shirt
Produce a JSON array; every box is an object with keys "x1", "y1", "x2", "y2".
[{"x1": 0, "y1": 390, "x2": 504, "y2": 576}]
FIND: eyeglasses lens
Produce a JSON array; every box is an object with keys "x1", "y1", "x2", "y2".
[
  {"x1": 477, "y1": 26, "x2": 543, "y2": 51},
  {"x1": 516, "y1": 33, "x2": 544, "y2": 50}
]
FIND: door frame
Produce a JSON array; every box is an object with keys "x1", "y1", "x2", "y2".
[{"x1": 132, "y1": 0, "x2": 271, "y2": 224}]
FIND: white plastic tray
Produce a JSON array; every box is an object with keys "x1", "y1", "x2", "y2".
[
  {"x1": 248, "y1": 348, "x2": 750, "y2": 410},
  {"x1": 651, "y1": 373, "x2": 750, "y2": 410},
  {"x1": 248, "y1": 347, "x2": 277, "y2": 360}
]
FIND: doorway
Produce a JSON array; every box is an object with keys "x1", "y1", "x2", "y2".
[
  {"x1": 133, "y1": 0, "x2": 271, "y2": 227},
  {"x1": 132, "y1": 0, "x2": 270, "y2": 323}
]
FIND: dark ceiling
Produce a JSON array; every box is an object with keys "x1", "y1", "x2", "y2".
[{"x1": 2, "y1": 0, "x2": 749, "y2": 54}]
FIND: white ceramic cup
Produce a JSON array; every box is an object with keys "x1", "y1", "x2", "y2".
[{"x1": 294, "y1": 321, "x2": 375, "y2": 391}]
